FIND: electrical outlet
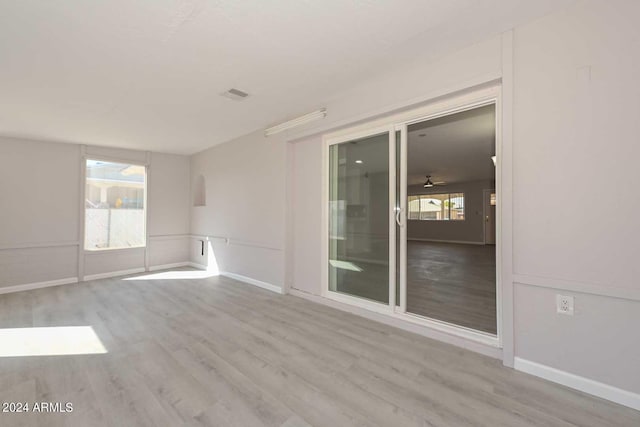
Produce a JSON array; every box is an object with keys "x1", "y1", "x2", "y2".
[{"x1": 556, "y1": 295, "x2": 574, "y2": 315}]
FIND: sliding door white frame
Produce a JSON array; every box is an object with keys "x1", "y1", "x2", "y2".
[
  {"x1": 321, "y1": 84, "x2": 503, "y2": 348},
  {"x1": 321, "y1": 125, "x2": 397, "y2": 315},
  {"x1": 398, "y1": 125, "x2": 408, "y2": 313},
  {"x1": 388, "y1": 128, "x2": 397, "y2": 309},
  {"x1": 394, "y1": 96, "x2": 501, "y2": 348}
]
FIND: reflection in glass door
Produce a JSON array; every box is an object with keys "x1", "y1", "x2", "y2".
[{"x1": 328, "y1": 132, "x2": 391, "y2": 304}]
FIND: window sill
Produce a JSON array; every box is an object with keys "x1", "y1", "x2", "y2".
[{"x1": 84, "y1": 246, "x2": 146, "y2": 254}]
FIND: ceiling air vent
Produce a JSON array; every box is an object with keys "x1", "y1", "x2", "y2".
[{"x1": 220, "y1": 88, "x2": 249, "y2": 101}]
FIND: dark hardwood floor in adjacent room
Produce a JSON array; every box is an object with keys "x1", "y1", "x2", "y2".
[
  {"x1": 1, "y1": 269, "x2": 638, "y2": 426},
  {"x1": 407, "y1": 240, "x2": 497, "y2": 334}
]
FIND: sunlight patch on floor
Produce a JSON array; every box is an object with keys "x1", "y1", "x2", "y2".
[{"x1": 0, "y1": 326, "x2": 107, "y2": 357}]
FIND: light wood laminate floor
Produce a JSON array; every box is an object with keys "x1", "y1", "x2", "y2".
[{"x1": 1, "y1": 270, "x2": 638, "y2": 426}]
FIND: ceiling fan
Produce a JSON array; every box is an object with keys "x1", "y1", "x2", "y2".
[{"x1": 423, "y1": 175, "x2": 446, "y2": 188}]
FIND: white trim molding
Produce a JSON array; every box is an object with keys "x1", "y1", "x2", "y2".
[
  {"x1": 499, "y1": 29, "x2": 515, "y2": 368},
  {"x1": 514, "y1": 357, "x2": 640, "y2": 411},
  {"x1": 188, "y1": 262, "x2": 209, "y2": 270},
  {"x1": 149, "y1": 234, "x2": 191, "y2": 241},
  {"x1": 514, "y1": 274, "x2": 640, "y2": 302},
  {"x1": 149, "y1": 262, "x2": 191, "y2": 271},
  {"x1": 188, "y1": 234, "x2": 283, "y2": 252},
  {"x1": 221, "y1": 272, "x2": 284, "y2": 295},
  {"x1": 0, "y1": 241, "x2": 80, "y2": 251},
  {"x1": 0, "y1": 277, "x2": 79, "y2": 295},
  {"x1": 83, "y1": 268, "x2": 146, "y2": 282}
]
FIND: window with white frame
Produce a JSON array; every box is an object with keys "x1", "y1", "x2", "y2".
[
  {"x1": 408, "y1": 193, "x2": 464, "y2": 221},
  {"x1": 85, "y1": 160, "x2": 146, "y2": 250}
]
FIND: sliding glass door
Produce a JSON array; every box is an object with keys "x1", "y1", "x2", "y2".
[
  {"x1": 327, "y1": 129, "x2": 395, "y2": 306},
  {"x1": 398, "y1": 103, "x2": 499, "y2": 337},
  {"x1": 323, "y1": 86, "x2": 500, "y2": 344}
]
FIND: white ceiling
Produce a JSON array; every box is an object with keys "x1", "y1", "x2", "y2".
[
  {"x1": 407, "y1": 104, "x2": 496, "y2": 186},
  {"x1": 0, "y1": 1, "x2": 567, "y2": 154}
]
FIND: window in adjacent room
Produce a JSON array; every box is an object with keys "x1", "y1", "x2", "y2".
[
  {"x1": 85, "y1": 160, "x2": 146, "y2": 250},
  {"x1": 407, "y1": 193, "x2": 464, "y2": 221}
]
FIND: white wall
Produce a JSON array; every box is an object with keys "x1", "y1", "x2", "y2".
[
  {"x1": 289, "y1": 36, "x2": 504, "y2": 297},
  {"x1": 183, "y1": 0, "x2": 640, "y2": 402},
  {"x1": 0, "y1": 137, "x2": 80, "y2": 287},
  {"x1": 0, "y1": 138, "x2": 80, "y2": 245},
  {"x1": 186, "y1": 36, "x2": 502, "y2": 294},
  {"x1": 0, "y1": 137, "x2": 191, "y2": 289},
  {"x1": 285, "y1": 0, "x2": 640, "y2": 401},
  {"x1": 511, "y1": 0, "x2": 640, "y2": 395},
  {"x1": 288, "y1": 136, "x2": 323, "y2": 294},
  {"x1": 190, "y1": 130, "x2": 287, "y2": 287},
  {"x1": 147, "y1": 152, "x2": 191, "y2": 268},
  {"x1": 283, "y1": 33, "x2": 502, "y2": 298}
]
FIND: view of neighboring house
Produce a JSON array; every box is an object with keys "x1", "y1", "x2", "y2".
[{"x1": 85, "y1": 161, "x2": 146, "y2": 249}]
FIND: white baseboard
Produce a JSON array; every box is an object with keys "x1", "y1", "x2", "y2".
[
  {"x1": 288, "y1": 288, "x2": 502, "y2": 359},
  {"x1": 0, "y1": 277, "x2": 79, "y2": 295},
  {"x1": 221, "y1": 272, "x2": 284, "y2": 295},
  {"x1": 514, "y1": 357, "x2": 640, "y2": 411},
  {"x1": 408, "y1": 238, "x2": 485, "y2": 245},
  {"x1": 188, "y1": 262, "x2": 208, "y2": 270},
  {"x1": 83, "y1": 268, "x2": 146, "y2": 282},
  {"x1": 149, "y1": 262, "x2": 191, "y2": 271}
]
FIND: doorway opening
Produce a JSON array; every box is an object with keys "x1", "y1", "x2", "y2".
[
  {"x1": 323, "y1": 86, "x2": 501, "y2": 345},
  {"x1": 403, "y1": 104, "x2": 497, "y2": 334}
]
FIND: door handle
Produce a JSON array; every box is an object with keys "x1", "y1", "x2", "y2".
[{"x1": 395, "y1": 208, "x2": 404, "y2": 227}]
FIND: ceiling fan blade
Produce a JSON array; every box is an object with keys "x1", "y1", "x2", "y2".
[{"x1": 433, "y1": 181, "x2": 446, "y2": 185}]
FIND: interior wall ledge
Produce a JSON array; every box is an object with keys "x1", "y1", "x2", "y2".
[{"x1": 513, "y1": 274, "x2": 640, "y2": 302}]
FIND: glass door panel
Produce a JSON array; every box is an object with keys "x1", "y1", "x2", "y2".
[
  {"x1": 328, "y1": 132, "x2": 390, "y2": 304},
  {"x1": 395, "y1": 130, "x2": 401, "y2": 306},
  {"x1": 401, "y1": 104, "x2": 497, "y2": 335}
]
